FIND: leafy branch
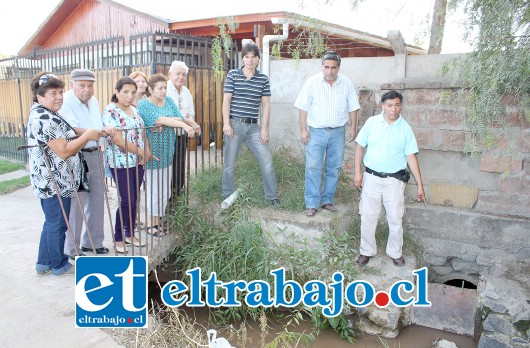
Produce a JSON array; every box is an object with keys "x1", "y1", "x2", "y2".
[
  {"x1": 443, "y1": 0, "x2": 529, "y2": 157},
  {"x1": 212, "y1": 16, "x2": 239, "y2": 79}
]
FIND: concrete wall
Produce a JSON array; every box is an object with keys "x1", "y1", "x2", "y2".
[
  {"x1": 268, "y1": 54, "x2": 530, "y2": 220},
  {"x1": 268, "y1": 53, "x2": 529, "y2": 292}
]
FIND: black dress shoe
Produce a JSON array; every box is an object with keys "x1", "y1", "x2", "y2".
[
  {"x1": 392, "y1": 256, "x2": 405, "y2": 267},
  {"x1": 357, "y1": 255, "x2": 371, "y2": 266},
  {"x1": 81, "y1": 247, "x2": 110, "y2": 254}
]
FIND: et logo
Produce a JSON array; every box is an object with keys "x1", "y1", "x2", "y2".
[{"x1": 75, "y1": 256, "x2": 148, "y2": 328}]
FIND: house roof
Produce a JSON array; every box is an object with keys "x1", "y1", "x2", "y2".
[{"x1": 19, "y1": 0, "x2": 425, "y2": 56}]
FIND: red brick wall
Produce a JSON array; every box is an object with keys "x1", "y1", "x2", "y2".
[{"x1": 344, "y1": 87, "x2": 529, "y2": 218}]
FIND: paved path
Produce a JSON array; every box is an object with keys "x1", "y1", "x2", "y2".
[
  {"x1": 0, "y1": 186, "x2": 122, "y2": 347},
  {"x1": 0, "y1": 169, "x2": 29, "y2": 181}
]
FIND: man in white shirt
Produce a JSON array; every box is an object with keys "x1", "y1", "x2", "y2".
[
  {"x1": 294, "y1": 51, "x2": 360, "y2": 217},
  {"x1": 60, "y1": 69, "x2": 108, "y2": 258}
]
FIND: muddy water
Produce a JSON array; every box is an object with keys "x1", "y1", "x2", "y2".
[
  {"x1": 149, "y1": 282, "x2": 476, "y2": 347},
  {"x1": 182, "y1": 306, "x2": 477, "y2": 348}
]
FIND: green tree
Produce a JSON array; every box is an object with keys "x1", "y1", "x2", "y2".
[{"x1": 444, "y1": 0, "x2": 529, "y2": 156}]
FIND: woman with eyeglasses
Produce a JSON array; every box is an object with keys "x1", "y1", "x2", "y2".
[{"x1": 27, "y1": 72, "x2": 102, "y2": 276}]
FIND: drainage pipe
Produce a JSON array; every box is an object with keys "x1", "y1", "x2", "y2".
[
  {"x1": 221, "y1": 188, "x2": 241, "y2": 209},
  {"x1": 262, "y1": 18, "x2": 289, "y2": 77}
]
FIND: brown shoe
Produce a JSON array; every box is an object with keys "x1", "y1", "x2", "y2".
[
  {"x1": 305, "y1": 208, "x2": 317, "y2": 217},
  {"x1": 321, "y1": 203, "x2": 337, "y2": 212},
  {"x1": 392, "y1": 256, "x2": 405, "y2": 267},
  {"x1": 357, "y1": 255, "x2": 371, "y2": 266}
]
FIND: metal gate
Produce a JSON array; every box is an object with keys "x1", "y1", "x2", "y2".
[{"x1": 0, "y1": 32, "x2": 238, "y2": 163}]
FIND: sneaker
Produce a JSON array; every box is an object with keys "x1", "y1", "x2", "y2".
[
  {"x1": 58, "y1": 265, "x2": 75, "y2": 276},
  {"x1": 37, "y1": 269, "x2": 51, "y2": 277},
  {"x1": 270, "y1": 199, "x2": 281, "y2": 208}
]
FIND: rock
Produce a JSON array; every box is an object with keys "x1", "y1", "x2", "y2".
[
  {"x1": 478, "y1": 332, "x2": 512, "y2": 348},
  {"x1": 432, "y1": 338, "x2": 459, "y2": 348},
  {"x1": 451, "y1": 258, "x2": 480, "y2": 274},
  {"x1": 367, "y1": 307, "x2": 401, "y2": 330},
  {"x1": 424, "y1": 252, "x2": 449, "y2": 266},
  {"x1": 431, "y1": 265, "x2": 454, "y2": 276},
  {"x1": 354, "y1": 316, "x2": 399, "y2": 338},
  {"x1": 515, "y1": 247, "x2": 530, "y2": 261},
  {"x1": 479, "y1": 276, "x2": 528, "y2": 318},
  {"x1": 482, "y1": 314, "x2": 512, "y2": 336}
]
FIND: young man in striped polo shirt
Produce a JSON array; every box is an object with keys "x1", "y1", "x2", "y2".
[
  {"x1": 295, "y1": 51, "x2": 360, "y2": 217},
  {"x1": 221, "y1": 43, "x2": 280, "y2": 206}
]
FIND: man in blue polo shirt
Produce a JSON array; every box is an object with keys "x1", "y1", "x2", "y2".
[
  {"x1": 354, "y1": 90, "x2": 427, "y2": 267},
  {"x1": 222, "y1": 43, "x2": 280, "y2": 206}
]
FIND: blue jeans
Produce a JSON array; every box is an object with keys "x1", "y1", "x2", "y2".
[
  {"x1": 222, "y1": 119, "x2": 279, "y2": 200},
  {"x1": 36, "y1": 196, "x2": 72, "y2": 275},
  {"x1": 305, "y1": 126, "x2": 345, "y2": 209}
]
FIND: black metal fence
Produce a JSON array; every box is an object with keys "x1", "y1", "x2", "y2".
[{"x1": 0, "y1": 32, "x2": 238, "y2": 163}]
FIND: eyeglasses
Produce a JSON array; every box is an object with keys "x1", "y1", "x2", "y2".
[
  {"x1": 321, "y1": 52, "x2": 341, "y2": 64},
  {"x1": 38, "y1": 74, "x2": 57, "y2": 86}
]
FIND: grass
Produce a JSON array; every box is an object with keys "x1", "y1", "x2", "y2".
[
  {"x1": 189, "y1": 147, "x2": 355, "y2": 212},
  {"x1": 0, "y1": 176, "x2": 30, "y2": 194},
  {"x1": 0, "y1": 159, "x2": 25, "y2": 174},
  {"x1": 137, "y1": 149, "x2": 425, "y2": 347}
]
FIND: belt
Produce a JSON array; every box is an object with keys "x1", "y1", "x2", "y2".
[
  {"x1": 81, "y1": 147, "x2": 100, "y2": 153},
  {"x1": 366, "y1": 167, "x2": 406, "y2": 179},
  {"x1": 230, "y1": 116, "x2": 258, "y2": 124}
]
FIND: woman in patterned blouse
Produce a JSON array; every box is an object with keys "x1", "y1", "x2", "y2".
[
  {"x1": 27, "y1": 72, "x2": 101, "y2": 276},
  {"x1": 102, "y1": 77, "x2": 155, "y2": 252},
  {"x1": 137, "y1": 74, "x2": 194, "y2": 235}
]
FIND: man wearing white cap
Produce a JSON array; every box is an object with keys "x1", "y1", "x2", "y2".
[{"x1": 60, "y1": 69, "x2": 108, "y2": 258}]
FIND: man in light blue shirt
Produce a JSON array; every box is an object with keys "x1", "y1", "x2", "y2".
[
  {"x1": 354, "y1": 90, "x2": 427, "y2": 267},
  {"x1": 295, "y1": 51, "x2": 360, "y2": 217},
  {"x1": 60, "y1": 69, "x2": 108, "y2": 258}
]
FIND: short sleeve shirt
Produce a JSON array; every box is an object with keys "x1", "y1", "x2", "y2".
[
  {"x1": 223, "y1": 68, "x2": 271, "y2": 119},
  {"x1": 355, "y1": 112, "x2": 419, "y2": 173},
  {"x1": 294, "y1": 73, "x2": 360, "y2": 128},
  {"x1": 137, "y1": 97, "x2": 182, "y2": 169},
  {"x1": 59, "y1": 90, "x2": 103, "y2": 148},
  {"x1": 27, "y1": 104, "x2": 81, "y2": 199},
  {"x1": 102, "y1": 103, "x2": 145, "y2": 168}
]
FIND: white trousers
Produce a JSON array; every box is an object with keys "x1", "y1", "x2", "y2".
[
  {"x1": 359, "y1": 172, "x2": 406, "y2": 259},
  {"x1": 145, "y1": 166, "x2": 172, "y2": 217}
]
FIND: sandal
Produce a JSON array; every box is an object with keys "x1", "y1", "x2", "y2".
[{"x1": 147, "y1": 225, "x2": 167, "y2": 237}]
